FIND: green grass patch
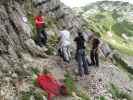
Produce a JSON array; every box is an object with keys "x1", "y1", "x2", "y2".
[
  {"x1": 64, "y1": 72, "x2": 76, "y2": 96},
  {"x1": 45, "y1": 17, "x2": 63, "y2": 28},
  {"x1": 27, "y1": 14, "x2": 37, "y2": 39},
  {"x1": 33, "y1": 93, "x2": 44, "y2": 100},
  {"x1": 46, "y1": 33, "x2": 59, "y2": 55},
  {"x1": 85, "y1": 12, "x2": 133, "y2": 56},
  {"x1": 21, "y1": 91, "x2": 48, "y2": 100},
  {"x1": 31, "y1": 67, "x2": 40, "y2": 75},
  {"x1": 112, "y1": 20, "x2": 133, "y2": 36},
  {"x1": 21, "y1": 94, "x2": 31, "y2": 100},
  {"x1": 76, "y1": 89, "x2": 91, "y2": 100},
  {"x1": 64, "y1": 72, "x2": 91, "y2": 100},
  {"x1": 100, "y1": 96, "x2": 107, "y2": 100},
  {"x1": 101, "y1": 35, "x2": 133, "y2": 56},
  {"x1": 109, "y1": 83, "x2": 132, "y2": 100},
  {"x1": 21, "y1": 91, "x2": 33, "y2": 100}
]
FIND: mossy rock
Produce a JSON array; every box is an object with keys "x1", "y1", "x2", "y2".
[
  {"x1": 109, "y1": 83, "x2": 133, "y2": 100},
  {"x1": 21, "y1": 91, "x2": 33, "y2": 100},
  {"x1": 21, "y1": 94, "x2": 31, "y2": 100},
  {"x1": 113, "y1": 53, "x2": 133, "y2": 75},
  {"x1": 100, "y1": 96, "x2": 107, "y2": 100}
]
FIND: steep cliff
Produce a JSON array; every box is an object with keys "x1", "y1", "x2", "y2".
[
  {"x1": 0, "y1": 0, "x2": 133, "y2": 100},
  {"x1": 0, "y1": 0, "x2": 86, "y2": 99}
]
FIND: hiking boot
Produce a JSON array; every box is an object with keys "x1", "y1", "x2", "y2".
[
  {"x1": 80, "y1": 75, "x2": 88, "y2": 80},
  {"x1": 95, "y1": 64, "x2": 99, "y2": 67},
  {"x1": 85, "y1": 71, "x2": 90, "y2": 75},
  {"x1": 38, "y1": 43, "x2": 44, "y2": 47},
  {"x1": 89, "y1": 63, "x2": 95, "y2": 66}
]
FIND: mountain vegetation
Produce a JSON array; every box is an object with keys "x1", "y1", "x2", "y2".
[{"x1": 74, "y1": 1, "x2": 133, "y2": 55}]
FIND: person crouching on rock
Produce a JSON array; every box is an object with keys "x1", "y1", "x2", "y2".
[
  {"x1": 90, "y1": 37, "x2": 100, "y2": 67},
  {"x1": 58, "y1": 26, "x2": 71, "y2": 64},
  {"x1": 35, "y1": 11, "x2": 47, "y2": 47},
  {"x1": 74, "y1": 32, "x2": 89, "y2": 77}
]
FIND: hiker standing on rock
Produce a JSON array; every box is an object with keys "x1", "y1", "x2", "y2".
[
  {"x1": 35, "y1": 11, "x2": 47, "y2": 47},
  {"x1": 90, "y1": 37, "x2": 100, "y2": 67},
  {"x1": 58, "y1": 26, "x2": 71, "y2": 63},
  {"x1": 74, "y1": 32, "x2": 89, "y2": 77}
]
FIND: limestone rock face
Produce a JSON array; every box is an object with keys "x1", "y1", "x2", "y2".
[
  {"x1": 24, "y1": 39, "x2": 48, "y2": 57},
  {"x1": 0, "y1": 1, "x2": 31, "y2": 68},
  {"x1": 0, "y1": 1, "x2": 48, "y2": 99},
  {"x1": 0, "y1": 0, "x2": 86, "y2": 99},
  {"x1": 0, "y1": 0, "x2": 53, "y2": 67},
  {"x1": 33, "y1": 0, "x2": 85, "y2": 35}
]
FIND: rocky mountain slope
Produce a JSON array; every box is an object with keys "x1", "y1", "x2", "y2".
[
  {"x1": 0, "y1": 0, "x2": 86, "y2": 99},
  {"x1": 0, "y1": 0, "x2": 133, "y2": 100}
]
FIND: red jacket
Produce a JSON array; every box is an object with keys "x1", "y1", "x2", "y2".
[
  {"x1": 35, "y1": 16, "x2": 44, "y2": 29},
  {"x1": 37, "y1": 74, "x2": 62, "y2": 100}
]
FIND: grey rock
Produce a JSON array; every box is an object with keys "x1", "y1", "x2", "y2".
[
  {"x1": 24, "y1": 39, "x2": 48, "y2": 57},
  {"x1": 100, "y1": 43, "x2": 112, "y2": 58}
]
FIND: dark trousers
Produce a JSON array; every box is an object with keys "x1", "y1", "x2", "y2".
[
  {"x1": 90, "y1": 49, "x2": 99, "y2": 66},
  {"x1": 76, "y1": 49, "x2": 89, "y2": 76},
  {"x1": 36, "y1": 28, "x2": 47, "y2": 47}
]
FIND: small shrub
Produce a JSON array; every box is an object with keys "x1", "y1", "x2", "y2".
[
  {"x1": 46, "y1": 33, "x2": 59, "y2": 55},
  {"x1": 31, "y1": 67, "x2": 40, "y2": 75},
  {"x1": 45, "y1": 17, "x2": 63, "y2": 28},
  {"x1": 34, "y1": 93, "x2": 44, "y2": 100},
  {"x1": 100, "y1": 96, "x2": 107, "y2": 100},
  {"x1": 45, "y1": 45, "x2": 55, "y2": 55},
  {"x1": 21, "y1": 94, "x2": 31, "y2": 100},
  {"x1": 64, "y1": 73, "x2": 75, "y2": 95},
  {"x1": 27, "y1": 14, "x2": 36, "y2": 39},
  {"x1": 43, "y1": 69, "x2": 50, "y2": 74},
  {"x1": 21, "y1": 91, "x2": 32, "y2": 100},
  {"x1": 77, "y1": 90, "x2": 91, "y2": 100},
  {"x1": 64, "y1": 72, "x2": 91, "y2": 99},
  {"x1": 47, "y1": 33, "x2": 59, "y2": 47}
]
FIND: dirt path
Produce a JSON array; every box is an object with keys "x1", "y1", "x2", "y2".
[{"x1": 20, "y1": 54, "x2": 133, "y2": 100}]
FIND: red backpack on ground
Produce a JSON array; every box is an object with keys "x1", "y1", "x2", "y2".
[{"x1": 37, "y1": 74, "x2": 67, "y2": 100}]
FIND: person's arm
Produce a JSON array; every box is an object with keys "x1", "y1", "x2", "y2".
[
  {"x1": 96, "y1": 43, "x2": 102, "y2": 54},
  {"x1": 74, "y1": 37, "x2": 77, "y2": 42},
  {"x1": 83, "y1": 37, "x2": 85, "y2": 42},
  {"x1": 99, "y1": 43, "x2": 106, "y2": 58}
]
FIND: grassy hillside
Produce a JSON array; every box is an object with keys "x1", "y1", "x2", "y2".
[{"x1": 73, "y1": 1, "x2": 133, "y2": 55}]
